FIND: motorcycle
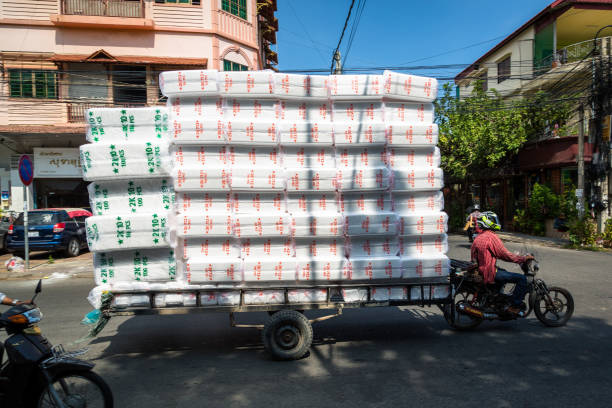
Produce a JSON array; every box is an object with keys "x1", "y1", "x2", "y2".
[
  {"x1": 444, "y1": 258, "x2": 574, "y2": 330},
  {"x1": 0, "y1": 280, "x2": 113, "y2": 407}
]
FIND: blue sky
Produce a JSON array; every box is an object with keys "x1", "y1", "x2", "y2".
[{"x1": 275, "y1": 0, "x2": 554, "y2": 82}]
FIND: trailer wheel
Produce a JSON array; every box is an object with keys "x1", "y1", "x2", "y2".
[{"x1": 262, "y1": 310, "x2": 312, "y2": 360}]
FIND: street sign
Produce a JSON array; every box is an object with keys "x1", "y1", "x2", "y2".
[{"x1": 18, "y1": 155, "x2": 34, "y2": 186}]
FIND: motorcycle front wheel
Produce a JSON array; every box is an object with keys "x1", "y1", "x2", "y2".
[
  {"x1": 534, "y1": 286, "x2": 574, "y2": 327},
  {"x1": 37, "y1": 370, "x2": 113, "y2": 408}
]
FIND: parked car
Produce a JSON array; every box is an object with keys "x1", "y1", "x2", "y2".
[
  {"x1": 6, "y1": 208, "x2": 92, "y2": 257},
  {"x1": 0, "y1": 215, "x2": 12, "y2": 251}
]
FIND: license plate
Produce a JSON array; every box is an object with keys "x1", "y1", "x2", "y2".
[{"x1": 28, "y1": 231, "x2": 39, "y2": 237}]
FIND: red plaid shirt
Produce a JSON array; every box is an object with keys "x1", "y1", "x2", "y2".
[{"x1": 471, "y1": 230, "x2": 527, "y2": 283}]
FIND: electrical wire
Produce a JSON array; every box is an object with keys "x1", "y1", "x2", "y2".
[{"x1": 330, "y1": 0, "x2": 356, "y2": 73}]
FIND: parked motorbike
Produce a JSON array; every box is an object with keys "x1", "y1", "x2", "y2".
[
  {"x1": 444, "y1": 258, "x2": 574, "y2": 330},
  {"x1": 0, "y1": 280, "x2": 113, "y2": 407}
]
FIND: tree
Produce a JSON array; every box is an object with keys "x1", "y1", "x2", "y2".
[{"x1": 434, "y1": 81, "x2": 528, "y2": 181}]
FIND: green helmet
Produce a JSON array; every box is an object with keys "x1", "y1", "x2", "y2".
[{"x1": 476, "y1": 211, "x2": 501, "y2": 231}]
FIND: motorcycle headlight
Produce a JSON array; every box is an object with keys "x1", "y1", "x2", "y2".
[{"x1": 23, "y1": 308, "x2": 43, "y2": 324}]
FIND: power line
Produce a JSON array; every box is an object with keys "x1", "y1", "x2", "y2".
[{"x1": 330, "y1": 0, "x2": 356, "y2": 73}]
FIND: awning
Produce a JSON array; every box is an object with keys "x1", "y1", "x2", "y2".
[
  {"x1": 518, "y1": 136, "x2": 593, "y2": 171},
  {"x1": 50, "y1": 53, "x2": 207, "y2": 66}
]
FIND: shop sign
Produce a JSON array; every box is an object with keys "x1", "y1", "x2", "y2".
[{"x1": 33, "y1": 148, "x2": 81, "y2": 178}]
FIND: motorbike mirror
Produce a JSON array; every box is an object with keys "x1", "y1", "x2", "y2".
[{"x1": 31, "y1": 279, "x2": 42, "y2": 303}]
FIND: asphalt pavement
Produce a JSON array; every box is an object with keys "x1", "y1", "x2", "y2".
[{"x1": 2, "y1": 235, "x2": 611, "y2": 408}]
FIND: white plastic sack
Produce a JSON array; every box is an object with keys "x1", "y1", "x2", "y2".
[
  {"x1": 93, "y1": 249, "x2": 177, "y2": 285},
  {"x1": 234, "y1": 214, "x2": 290, "y2": 238},
  {"x1": 243, "y1": 258, "x2": 297, "y2": 282},
  {"x1": 220, "y1": 71, "x2": 275, "y2": 98},
  {"x1": 399, "y1": 234, "x2": 448, "y2": 257},
  {"x1": 343, "y1": 257, "x2": 401, "y2": 280},
  {"x1": 391, "y1": 168, "x2": 444, "y2": 192},
  {"x1": 176, "y1": 192, "x2": 232, "y2": 214},
  {"x1": 279, "y1": 121, "x2": 334, "y2": 145},
  {"x1": 392, "y1": 191, "x2": 445, "y2": 214},
  {"x1": 336, "y1": 146, "x2": 387, "y2": 168},
  {"x1": 226, "y1": 120, "x2": 278, "y2": 145},
  {"x1": 384, "y1": 102, "x2": 434, "y2": 124},
  {"x1": 347, "y1": 237, "x2": 399, "y2": 257},
  {"x1": 183, "y1": 257, "x2": 242, "y2": 283},
  {"x1": 333, "y1": 101, "x2": 385, "y2": 123},
  {"x1": 386, "y1": 123, "x2": 438, "y2": 146},
  {"x1": 338, "y1": 192, "x2": 393, "y2": 214},
  {"x1": 288, "y1": 289, "x2": 328, "y2": 303},
  {"x1": 200, "y1": 292, "x2": 218, "y2": 305},
  {"x1": 173, "y1": 167, "x2": 231, "y2": 191},
  {"x1": 296, "y1": 256, "x2": 345, "y2": 281},
  {"x1": 154, "y1": 293, "x2": 197, "y2": 307},
  {"x1": 180, "y1": 237, "x2": 241, "y2": 259},
  {"x1": 86, "y1": 107, "x2": 169, "y2": 143},
  {"x1": 329, "y1": 74, "x2": 383, "y2": 100},
  {"x1": 173, "y1": 211, "x2": 233, "y2": 237},
  {"x1": 217, "y1": 291, "x2": 241, "y2": 306},
  {"x1": 282, "y1": 146, "x2": 335, "y2": 169},
  {"x1": 231, "y1": 167, "x2": 284, "y2": 191},
  {"x1": 113, "y1": 294, "x2": 151, "y2": 308},
  {"x1": 173, "y1": 145, "x2": 228, "y2": 168},
  {"x1": 80, "y1": 142, "x2": 170, "y2": 181},
  {"x1": 294, "y1": 237, "x2": 343, "y2": 258},
  {"x1": 170, "y1": 118, "x2": 225, "y2": 144},
  {"x1": 241, "y1": 237, "x2": 295, "y2": 258},
  {"x1": 287, "y1": 193, "x2": 339, "y2": 214},
  {"x1": 88, "y1": 179, "x2": 174, "y2": 216},
  {"x1": 243, "y1": 290, "x2": 285, "y2": 305},
  {"x1": 277, "y1": 100, "x2": 332, "y2": 122},
  {"x1": 344, "y1": 213, "x2": 399, "y2": 236},
  {"x1": 275, "y1": 73, "x2": 329, "y2": 100},
  {"x1": 232, "y1": 192, "x2": 286, "y2": 214},
  {"x1": 168, "y1": 96, "x2": 224, "y2": 119},
  {"x1": 336, "y1": 167, "x2": 390, "y2": 191},
  {"x1": 398, "y1": 212, "x2": 448, "y2": 236},
  {"x1": 159, "y1": 70, "x2": 220, "y2": 96},
  {"x1": 401, "y1": 255, "x2": 450, "y2": 278},
  {"x1": 386, "y1": 146, "x2": 441, "y2": 169},
  {"x1": 410, "y1": 285, "x2": 450, "y2": 300},
  {"x1": 333, "y1": 122, "x2": 386, "y2": 146},
  {"x1": 285, "y1": 168, "x2": 337, "y2": 192},
  {"x1": 382, "y1": 71, "x2": 438, "y2": 102},
  {"x1": 341, "y1": 288, "x2": 369, "y2": 303},
  {"x1": 86, "y1": 213, "x2": 171, "y2": 252},
  {"x1": 291, "y1": 213, "x2": 343, "y2": 237}
]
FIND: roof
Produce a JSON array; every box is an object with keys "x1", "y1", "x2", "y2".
[
  {"x1": 50, "y1": 53, "x2": 207, "y2": 66},
  {"x1": 455, "y1": 0, "x2": 612, "y2": 81}
]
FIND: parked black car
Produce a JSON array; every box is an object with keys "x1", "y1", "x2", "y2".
[{"x1": 6, "y1": 208, "x2": 92, "y2": 257}]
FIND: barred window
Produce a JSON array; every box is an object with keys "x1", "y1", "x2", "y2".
[
  {"x1": 222, "y1": 0, "x2": 247, "y2": 19},
  {"x1": 497, "y1": 55, "x2": 511, "y2": 83},
  {"x1": 9, "y1": 69, "x2": 57, "y2": 99},
  {"x1": 223, "y1": 59, "x2": 248, "y2": 71},
  {"x1": 154, "y1": 0, "x2": 201, "y2": 5}
]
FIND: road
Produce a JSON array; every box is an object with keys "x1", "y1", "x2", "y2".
[{"x1": 3, "y1": 235, "x2": 612, "y2": 407}]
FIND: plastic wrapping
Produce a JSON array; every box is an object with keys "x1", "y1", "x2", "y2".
[
  {"x1": 113, "y1": 294, "x2": 151, "y2": 308},
  {"x1": 386, "y1": 146, "x2": 441, "y2": 169},
  {"x1": 86, "y1": 107, "x2": 169, "y2": 143},
  {"x1": 159, "y1": 70, "x2": 220, "y2": 96},
  {"x1": 401, "y1": 255, "x2": 450, "y2": 278},
  {"x1": 329, "y1": 74, "x2": 383, "y2": 100},
  {"x1": 332, "y1": 102, "x2": 385, "y2": 123},
  {"x1": 226, "y1": 120, "x2": 278, "y2": 145},
  {"x1": 228, "y1": 145, "x2": 280, "y2": 167},
  {"x1": 220, "y1": 71, "x2": 275, "y2": 98},
  {"x1": 296, "y1": 257, "x2": 345, "y2": 281},
  {"x1": 291, "y1": 213, "x2": 343, "y2": 237},
  {"x1": 336, "y1": 146, "x2": 387, "y2": 168},
  {"x1": 231, "y1": 167, "x2": 284, "y2": 191},
  {"x1": 288, "y1": 289, "x2": 328, "y2": 303},
  {"x1": 399, "y1": 234, "x2": 448, "y2": 257},
  {"x1": 183, "y1": 257, "x2": 242, "y2": 283},
  {"x1": 88, "y1": 178, "x2": 174, "y2": 216},
  {"x1": 176, "y1": 192, "x2": 233, "y2": 214},
  {"x1": 168, "y1": 96, "x2": 224, "y2": 120},
  {"x1": 274, "y1": 73, "x2": 329, "y2": 100},
  {"x1": 86, "y1": 213, "x2": 170, "y2": 252},
  {"x1": 243, "y1": 258, "x2": 297, "y2": 282},
  {"x1": 93, "y1": 249, "x2": 177, "y2": 285},
  {"x1": 338, "y1": 192, "x2": 393, "y2": 214},
  {"x1": 294, "y1": 238, "x2": 342, "y2": 258},
  {"x1": 347, "y1": 237, "x2": 399, "y2": 257},
  {"x1": 279, "y1": 121, "x2": 334, "y2": 145},
  {"x1": 287, "y1": 193, "x2": 339, "y2": 214},
  {"x1": 343, "y1": 257, "x2": 401, "y2": 280},
  {"x1": 333, "y1": 122, "x2": 386, "y2": 146},
  {"x1": 154, "y1": 293, "x2": 197, "y2": 307},
  {"x1": 336, "y1": 167, "x2": 390, "y2": 191},
  {"x1": 232, "y1": 192, "x2": 286, "y2": 214},
  {"x1": 277, "y1": 100, "x2": 332, "y2": 122},
  {"x1": 80, "y1": 142, "x2": 170, "y2": 181},
  {"x1": 173, "y1": 211, "x2": 233, "y2": 237},
  {"x1": 391, "y1": 168, "x2": 444, "y2": 192},
  {"x1": 282, "y1": 146, "x2": 335, "y2": 169},
  {"x1": 217, "y1": 291, "x2": 241, "y2": 305},
  {"x1": 243, "y1": 290, "x2": 285, "y2": 305},
  {"x1": 392, "y1": 191, "x2": 445, "y2": 214},
  {"x1": 234, "y1": 214, "x2": 290, "y2": 238},
  {"x1": 345, "y1": 213, "x2": 399, "y2": 236},
  {"x1": 173, "y1": 167, "x2": 231, "y2": 191},
  {"x1": 341, "y1": 288, "x2": 369, "y2": 303},
  {"x1": 173, "y1": 145, "x2": 228, "y2": 168},
  {"x1": 241, "y1": 237, "x2": 295, "y2": 258},
  {"x1": 410, "y1": 285, "x2": 450, "y2": 301},
  {"x1": 398, "y1": 212, "x2": 448, "y2": 236},
  {"x1": 170, "y1": 118, "x2": 225, "y2": 145},
  {"x1": 386, "y1": 123, "x2": 438, "y2": 146},
  {"x1": 181, "y1": 237, "x2": 241, "y2": 259},
  {"x1": 285, "y1": 168, "x2": 337, "y2": 192},
  {"x1": 384, "y1": 102, "x2": 434, "y2": 123},
  {"x1": 383, "y1": 71, "x2": 438, "y2": 102}
]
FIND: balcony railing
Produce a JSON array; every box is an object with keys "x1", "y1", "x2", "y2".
[
  {"x1": 62, "y1": 0, "x2": 145, "y2": 18},
  {"x1": 534, "y1": 36, "x2": 611, "y2": 76},
  {"x1": 67, "y1": 102, "x2": 150, "y2": 123}
]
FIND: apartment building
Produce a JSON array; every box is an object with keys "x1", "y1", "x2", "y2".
[
  {"x1": 453, "y1": 0, "x2": 612, "y2": 232},
  {"x1": 0, "y1": 0, "x2": 278, "y2": 211}
]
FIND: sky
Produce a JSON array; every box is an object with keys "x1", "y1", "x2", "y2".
[{"x1": 275, "y1": 0, "x2": 555, "y2": 82}]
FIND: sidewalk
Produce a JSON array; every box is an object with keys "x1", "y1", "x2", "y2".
[
  {"x1": 495, "y1": 231, "x2": 569, "y2": 249},
  {"x1": 0, "y1": 251, "x2": 94, "y2": 281}
]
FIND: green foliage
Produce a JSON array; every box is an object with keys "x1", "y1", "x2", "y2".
[
  {"x1": 435, "y1": 81, "x2": 528, "y2": 180},
  {"x1": 448, "y1": 200, "x2": 466, "y2": 232},
  {"x1": 513, "y1": 183, "x2": 561, "y2": 236},
  {"x1": 602, "y1": 219, "x2": 612, "y2": 248},
  {"x1": 521, "y1": 91, "x2": 574, "y2": 140},
  {"x1": 568, "y1": 216, "x2": 597, "y2": 247},
  {"x1": 47, "y1": 255, "x2": 55, "y2": 264}
]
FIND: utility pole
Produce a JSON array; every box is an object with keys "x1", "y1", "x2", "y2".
[
  {"x1": 577, "y1": 104, "x2": 585, "y2": 217},
  {"x1": 333, "y1": 51, "x2": 342, "y2": 75}
]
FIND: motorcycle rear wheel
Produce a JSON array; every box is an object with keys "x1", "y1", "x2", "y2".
[
  {"x1": 37, "y1": 370, "x2": 113, "y2": 408},
  {"x1": 534, "y1": 286, "x2": 574, "y2": 327},
  {"x1": 443, "y1": 289, "x2": 482, "y2": 330}
]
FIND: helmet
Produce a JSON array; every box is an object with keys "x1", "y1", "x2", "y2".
[
  {"x1": 476, "y1": 211, "x2": 501, "y2": 231},
  {"x1": 473, "y1": 204, "x2": 480, "y2": 211}
]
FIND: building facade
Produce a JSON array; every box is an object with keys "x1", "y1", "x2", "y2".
[
  {"x1": 453, "y1": 0, "x2": 612, "y2": 233},
  {"x1": 0, "y1": 0, "x2": 278, "y2": 211}
]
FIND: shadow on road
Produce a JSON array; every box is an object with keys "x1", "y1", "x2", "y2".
[{"x1": 88, "y1": 306, "x2": 612, "y2": 407}]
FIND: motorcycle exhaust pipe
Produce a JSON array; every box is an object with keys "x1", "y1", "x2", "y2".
[{"x1": 457, "y1": 303, "x2": 498, "y2": 320}]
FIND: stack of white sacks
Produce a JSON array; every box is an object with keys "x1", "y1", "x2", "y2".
[{"x1": 83, "y1": 69, "x2": 449, "y2": 309}]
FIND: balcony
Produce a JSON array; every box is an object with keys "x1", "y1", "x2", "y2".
[
  {"x1": 62, "y1": 0, "x2": 144, "y2": 18},
  {"x1": 534, "y1": 36, "x2": 611, "y2": 77}
]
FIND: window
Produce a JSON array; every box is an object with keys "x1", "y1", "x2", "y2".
[
  {"x1": 9, "y1": 70, "x2": 57, "y2": 99},
  {"x1": 113, "y1": 65, "x2": 147, "y2": 104},
  {"x1": 222, "y1": 0, "x2": 247, "y2": 19},
  {"x1": 154, "y1": 0, "x2": 201, "y2": 5},
  {"x1": 478, "y1": 71, "x2": 488, "y2": 92},
  {"x1": 497, "y1": 55, "x2": 511, "y2": 83},
  {"x1": 223, "y1": 59, "x2": 248, "y2": 71}
]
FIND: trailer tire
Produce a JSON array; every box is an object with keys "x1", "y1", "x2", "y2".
[{"x1": 262, "y1": 310, "x2": 312, "y2": 361}]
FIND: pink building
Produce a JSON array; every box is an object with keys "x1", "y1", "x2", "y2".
[{"x1": 0, "y1": 0, "x2": 278, "y2": 210}]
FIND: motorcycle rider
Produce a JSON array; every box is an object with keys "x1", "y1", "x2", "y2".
[
  {"x1": 470, "y1": 212, "x2": 534, "y2": 316},
  {"x1": 464, "y1": 204, "x2": 481, "y2": 242},
  {"x1": 0, "y1": 292, "x2": 30, "y2": 306}
]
